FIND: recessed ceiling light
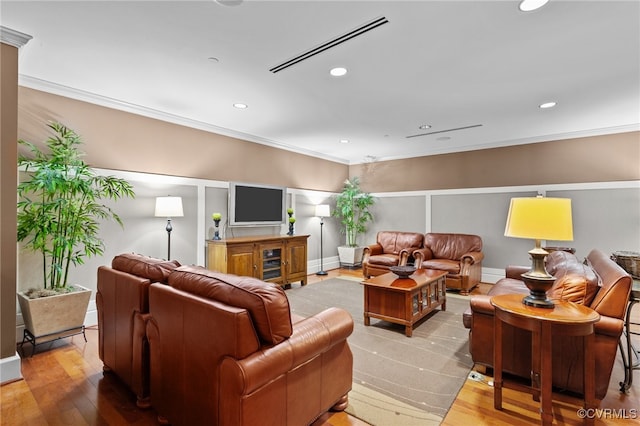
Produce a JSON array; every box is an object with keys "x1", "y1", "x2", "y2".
[
  {"x1": 215, "y1": 0, "x2": 243, "y2": 6},
  {"x1": 419, "y1": 124, "x2": 431, "y2": 130},
  {"x1": 339, "y1": 139, "x2": 349, "y2": 144},
  {"x1": 233, "y1": 103, "x2": 248, "y2": 109},
  {"x1": 519, "y1": 0, "x2": 550, "y2": 12},
  {"x1": 330, "y1": 67, "x2": 348, "y2": 77},
  {"x1": 539, "y1": 101, "x2": 557, "y2": 109}
]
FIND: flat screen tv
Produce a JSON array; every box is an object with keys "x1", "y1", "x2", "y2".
[{"x1": 229, "y1": 182, "x2": 286, "y2": 226}]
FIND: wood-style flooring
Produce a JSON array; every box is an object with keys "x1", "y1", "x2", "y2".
[{"x1": 2, "y1": 267, "x2": 638, "y2": 425}]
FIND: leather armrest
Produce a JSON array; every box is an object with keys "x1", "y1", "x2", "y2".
[
  {"x1": 505, "y1": 265, "x2": 530, "y2": 279},
  {"x1": 594, "y1": 315, "x2": 624, "y2": 338},
  {"x1": 363, "y1": 244, "x2": 383, "y2": 256},
  {"x1": 399, "y1": 247, "x2": 420, "y2": 264},
  {"x1": 462, "y1": 251, "x2": 484, "y2": 264},
  {"x1": 221, "y1": 307, "x2": 353, "y2": 395},
  {"x1": 469, "y1": 294, "x2": 494, "y2": 316},
  {"x1": 412, "y1": 248, "x2": 433, "y2": 268}
]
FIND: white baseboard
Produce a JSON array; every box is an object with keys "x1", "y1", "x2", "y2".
[
  {"x1": 0, "y1": 353, "x2": 22, "y2": 384},
  {"x1": 308, "y1": 255, "x2": 340, "y2": 275}
]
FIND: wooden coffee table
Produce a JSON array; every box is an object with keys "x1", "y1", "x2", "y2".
[{"x1": 361, "y1": 269, "x2": 447, "y2": 337}]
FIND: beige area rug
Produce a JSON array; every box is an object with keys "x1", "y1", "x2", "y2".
[
  {"x1": 346, "y1": 382, "x2": 442, "y2": 426},
  {"x1": 285, "y1": 278, "x2": 474, "y2": 423}
]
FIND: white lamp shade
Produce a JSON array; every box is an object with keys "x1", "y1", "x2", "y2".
[
  {"x1": 155, "y1": 196, "x2": 184, "y2": 217},
  {"x1": 315, "y1": 204, "x2": 330, "y2": 218},
  {"x1": 504, "y1": 197, "x2": 573, "y2": 241}
]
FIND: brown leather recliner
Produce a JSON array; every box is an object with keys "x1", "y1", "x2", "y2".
[
  {"x1": 96, "y1": 253, "x2": 181, "y2": 408},
  {"x1": 362, "y1": 231, "x2": 424, "y2": 278},
  {"x1": 146, "y1": 265, "x2": 354, "y2": 426},
  {"x1": 463, "y1": 249, "x2": 631, "y2": 400},
  {"x1": 413, "y1": 233, "x2": 484, "y2": 295}
]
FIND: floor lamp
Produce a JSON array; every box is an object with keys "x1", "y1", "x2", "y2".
[
  {"x1": 315, "y1": 204, "x2": 330, "y2": 276},
  {"x1": 155, "y1": 196, "x2": 184, "y2": 260}
]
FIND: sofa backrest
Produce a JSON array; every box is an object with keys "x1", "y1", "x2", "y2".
[
  {"x1": 424, "y1": 233, "x2": 482, "y2": 260},
  {"x1": 376, "y1": 231, "x2": 423, "y2": 255},
  {"x1": 168, "y1": 265, "x2": 293, "y2": 345},
  {"x1": 112, "y1": 253, "x2": 181, "y2": 284},
  {"x1": 586, "y1": 249, "x2": 632, "y2": 318}
]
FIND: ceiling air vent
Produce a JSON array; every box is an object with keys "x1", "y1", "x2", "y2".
[
  {"x1": 406, "y1": 124, "x2": 483, "y2": 139},
  {"x1": 269, "y1": 16, "x2": 389, "y2": 74}
]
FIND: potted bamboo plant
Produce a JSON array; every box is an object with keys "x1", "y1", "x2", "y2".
[
  {"x1": 332, "y1": 177, "x2": 375, "y2": 266},
  {"x1": 17, "y1": 122, "x2": 135, "y2": 347}
]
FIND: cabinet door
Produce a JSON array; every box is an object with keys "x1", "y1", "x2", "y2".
[
  {"x1": 227, "y1": 244, "x2": 257, "y2": 277},
  {"x1": 286, "y1": 239, "x2": 307, "y2": 284},
  {"x1": 259, "y1": 242, "x2": 284, "y2": 283}
]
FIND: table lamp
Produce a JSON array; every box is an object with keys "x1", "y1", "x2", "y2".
[
  {"x1": 504, "y1": 196, "x2": 573, "y2": 308},
  {"x1": 155, "y1": 196, "x2": 184, "y2": 260}
]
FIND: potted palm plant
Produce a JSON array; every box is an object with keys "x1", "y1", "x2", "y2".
[
  {"x1": 332, "y1": 177, "x2": 375, "y2": 266},
  {"x1": 17, "y1": 122, "x2": 135, "y2": 348}
]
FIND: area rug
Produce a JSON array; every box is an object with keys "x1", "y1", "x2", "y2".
[{"x1": 285, "y1": 278, "x2": 474, "y2": 423}]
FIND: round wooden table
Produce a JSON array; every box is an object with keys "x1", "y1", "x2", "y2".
[{"x1": 491, "y1": 294, "x2": 600, "y2": 426}]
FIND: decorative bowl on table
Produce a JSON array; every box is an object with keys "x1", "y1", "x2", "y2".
[{"x1": 389, "y1": 265, "x2": 416, "y2": 278}]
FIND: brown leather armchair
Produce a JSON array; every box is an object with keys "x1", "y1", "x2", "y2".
[
  {"x1": 413, "y1": 233, "x2": 484, "y2": 295},
  {"x1": 96, "y1": 253, "x2": 180, "y2": 408},
  {"x1": 147, "y1": 265, "x2": 353, "y2": 426},
  {"x1": 362, "y1": 231, "x2": 424, "y2": 278},
  {"x1": 463, "y1": 249, "x2": 631, "y2": 400}
]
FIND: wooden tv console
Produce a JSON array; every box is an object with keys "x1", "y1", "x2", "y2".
[{"x1": 207, "y1": 235, "x2": 309, "y2": 287}]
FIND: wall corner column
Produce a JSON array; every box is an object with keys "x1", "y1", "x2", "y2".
[{"x1": 1, "y1": 26, "x2": 32, "y2": 384}]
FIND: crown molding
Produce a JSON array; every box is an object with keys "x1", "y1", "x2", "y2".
[{"x1": 0, "y1": 26, "x2": 32, "y2": 48}]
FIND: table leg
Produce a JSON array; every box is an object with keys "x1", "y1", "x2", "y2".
[
  {"x1": 584, "y1": 333, "x2": 596, "y2": 426},
  {"x1": 364, "y1": 313, "x2": 370, "y2": 326},
  {"x1": 494, "y1": 314, "x2": 503, "y2": 410},
  {"x1": 540, "y1": 322, "x2": 553, "y2": 426},
  {"x1": 531, "y1": 327, "x2": 541, "y2": 402},
  {"x1": 405, "y1": 325, "x2": 413, "y2": 337}
]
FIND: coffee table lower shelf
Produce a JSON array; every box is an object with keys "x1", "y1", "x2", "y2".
[{"x1": 362, "y1": 269, "x2": 447, "y2": 337}]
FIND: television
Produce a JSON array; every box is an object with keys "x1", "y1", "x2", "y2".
[{"x1": 228, "y1": 182, "x2": 286, "y2": 226}]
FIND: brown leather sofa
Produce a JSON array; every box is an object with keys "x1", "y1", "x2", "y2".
[
  {"x1": 463, "y1": 249, "x2": 632, "y2": 400},
  {"x1": 96, "y1": 253, "x2": 181, "y2": 408},
  {"x1": 413, "y1": 233, "x2": 484, "y2": 295},
  {"x1": 146, "y1": 265, "x2": 354, "y2": 426},
  {"x1": 362, "y1": 231, "x2": 424, "y2": 278}
]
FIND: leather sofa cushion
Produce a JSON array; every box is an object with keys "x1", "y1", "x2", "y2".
[
  {"x1": 545, "y1": 250, "x2": 578, "y2": 275},
  {"x1": 368, "y1": 253, "x2": 401, "y2": 266},
  {"x1": 168, "y1": 265, "x2": 293, "y2": 345},
  {"x1": 112, "y1": 253, "x2": 181, "y2": 284},
  {"x1": 421, "y1": 258, "x2": 461, "y2": 274},
  {"x1": 424, "y1": 233, "x2": 482, "y2": 260},
  {"x1": 548, "y1": 269, "x2": 599, "y2": 305},
  {"x1": 377, "y1": 231, "x2": 423, "y2": 255}
]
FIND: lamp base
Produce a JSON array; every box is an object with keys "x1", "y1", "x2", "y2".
[
  {"x1": 316, "y1": 270, "x2": 328, "y2": 276},
  {"x1": 521, "y1": 273, "x2": 556, "y2": 308}
]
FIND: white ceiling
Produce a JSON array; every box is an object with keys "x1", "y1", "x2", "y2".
[{"x1": 2, "y1": 0, "x2": 639, "y2": 165}]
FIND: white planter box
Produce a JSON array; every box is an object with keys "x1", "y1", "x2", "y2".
[{"x1": 338, "y1": 246, "x2": 364, "y2": 267}]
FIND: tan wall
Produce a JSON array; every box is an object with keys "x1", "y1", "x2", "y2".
[
  {"x1": 350, "y1": 132, "x2": 640, "y2": 193},
  {"x1": 1, "y1": 43, "x2": 19, "y2": 360},
  {"x1": 18, "y1": 87, "x2": 349, "y2": 192}
]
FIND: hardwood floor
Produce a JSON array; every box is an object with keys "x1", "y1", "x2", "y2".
[{"x1": 2, "y1": 268, "x2": 638, "y2": 425}]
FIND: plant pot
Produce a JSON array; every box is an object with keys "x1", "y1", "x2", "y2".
[
  {"x1": 338, "y1": 246, "x2": 364, "y2": 267},
  {"x1": 17, "y1": 285, "x2": 91, "y2": 345}
]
